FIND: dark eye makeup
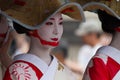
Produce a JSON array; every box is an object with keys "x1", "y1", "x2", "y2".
[
  {"x1": 46, "y1": 22, "x2": 53, "y2": 25},
  {"x1": 45, "y1": 21, "x2": 63, "y2": 26}
]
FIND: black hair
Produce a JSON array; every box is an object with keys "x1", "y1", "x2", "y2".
[
  {"x1": 13, "y1": 22, "x2": 31, "y2": 34},
  {"x1": 97, "y1": 9, "x2": 120, "y2": 34}
]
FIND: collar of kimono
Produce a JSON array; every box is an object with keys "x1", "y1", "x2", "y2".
[
  {"x1": 28, "y1": 30, "x2": 59, "y2": 47},
  {"x1": 14, "y1": 54, "x2": 58, "y2": 77},
  {"x1": 97, "y1": 46, "x2": 120, "y2": 64}
]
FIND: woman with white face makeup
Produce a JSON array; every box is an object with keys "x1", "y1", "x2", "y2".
[
  {"x1": 0, "y1": 0, "x2": 85, "y2": 80},
  {"x1": 82, "y1": 2, "x2": 120, "y2": 80}
]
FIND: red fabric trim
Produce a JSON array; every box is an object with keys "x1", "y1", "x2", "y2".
[
  {"x1": 3, "y1": 60, "x2": 43, "y2": 80},
  {"x1": 86, "y1": 56, "x2": 120, "y2": 80},
  {"x1": 3, "y1": 68, "x2": 12, "y2": 80},
  {"x1": 28, "y1": 30, "x2": 59, "y2": 47},
  {"x1": 107, "y1": 57, "x2": 120, "y2": 79},
  {"x1": 88, "y1": 58, "x2": 109, "y2": 80}
]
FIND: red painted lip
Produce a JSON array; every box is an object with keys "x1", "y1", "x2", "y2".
[{"x1": 51, "y1": 38, "x2": 58, "y2": 41}]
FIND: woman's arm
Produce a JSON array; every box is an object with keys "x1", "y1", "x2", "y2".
[{"x1": 83, "y1": 56, "x2": 109, "y2": 80}]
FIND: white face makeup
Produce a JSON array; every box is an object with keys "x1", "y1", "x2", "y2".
[
  {"x1": 37, "y1": 13, "x2": 63, "y2": 47},
  {"x1": 0, "y1": 16, "x2": 9, "y2": 45}
]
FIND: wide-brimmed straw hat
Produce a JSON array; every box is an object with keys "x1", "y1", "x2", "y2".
[
  {"x1": 83, "y1": 2, "x2": 120, "y2": 19},
  {"x1": 0, "y1": 0, "x2": 85, "y2": 30},
  {"x1": 83, "y1": 2, "x2": 120, "y2": 33}
]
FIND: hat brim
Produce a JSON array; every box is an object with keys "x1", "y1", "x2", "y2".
[
  {"x1": 0, "y1": 2, "x2": 85, "y2": 30},
  {"x1": 83, "y1": 2, "x2": 120, "y2": 20}
]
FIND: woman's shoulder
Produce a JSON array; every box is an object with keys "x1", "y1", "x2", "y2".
[
  {"x1": 4, "y1": 54, "x2": 43, "y2": 80},
  {"x1": 89, "y1": 46, "x2": 110, "y2": 65}
]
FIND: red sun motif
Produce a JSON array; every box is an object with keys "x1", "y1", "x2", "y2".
[{"x1": 9, "y1": 62, "x2": 38, "y2": 80}]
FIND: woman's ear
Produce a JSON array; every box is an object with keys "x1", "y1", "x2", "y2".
[
  {"x1": 27, "y1": 30, "x2": 39, "y2": 38},
  {"x1": 27, "y1": 31, "x2": 34, "y2": 36}
]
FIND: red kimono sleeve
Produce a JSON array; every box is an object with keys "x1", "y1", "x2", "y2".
[{"x1": 83, "y1": 57, "x2": 109, "y2": 80}]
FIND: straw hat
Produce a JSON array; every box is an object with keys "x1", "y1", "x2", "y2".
[
  {"x1": 83, "y1": 2, "x2": 120, "y2": 19},
  {"x1": 70, "y1": 0, "x2": 120, "y2": 16},
  {"x1": 0, "y1": 0, "x2": 85, "y2": 30},
  {"x1": 71, "y1": 0, "x2": 120, "y2": 11}
]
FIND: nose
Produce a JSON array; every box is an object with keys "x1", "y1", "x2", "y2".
[{"x1": 53, "y1": 23, "x2": 58, "y2": 35}]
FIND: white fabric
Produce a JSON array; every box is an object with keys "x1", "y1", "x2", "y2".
[
  {"x1": 12, "y1": 49, "x2": 24, "y2": 59},
  {"x1": 97, "y1": 46, "x2": 120, "y2": 64},
  {"x1": 14, "y1": 54, "x2": 48, "y2": 74},
  {"x1": 78, "y1": 44, "x2": 102, "y2": 72},
  {"x1": 14, "y1": 54, "x2": 76, "y2": 80},
  {"x1": 54, "y1": 63, "x2": 76, "y2": 80},
  {"x1": 40, "y1": 56, "x2": 58, "y2": 80},
  {"x1": 113, "y1": 70, "x2": 120, "y2": 80},
  {"x1": 14, "y1": 54, "x2": 59, "y2": 80}
]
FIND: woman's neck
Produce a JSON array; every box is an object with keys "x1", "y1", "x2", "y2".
[
  {"x1": 28, "y1": 38, "x2": 52, "y2": 66},
  {"x1": 110, "y1": 32, "x2": 120, "y2": 50}
]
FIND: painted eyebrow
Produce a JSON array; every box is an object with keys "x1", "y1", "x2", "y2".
[{"x1": 49, "y1": 18, "x2": 63, "y2": 20}]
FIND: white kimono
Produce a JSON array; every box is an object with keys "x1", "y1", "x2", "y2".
[{"x1": 3, "y1": 54, "x2": 76, "y2": 80}]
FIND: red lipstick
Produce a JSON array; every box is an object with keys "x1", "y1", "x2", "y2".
[{"x1": 51, "y1": 38, "x2": 58, "y2": 41}]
